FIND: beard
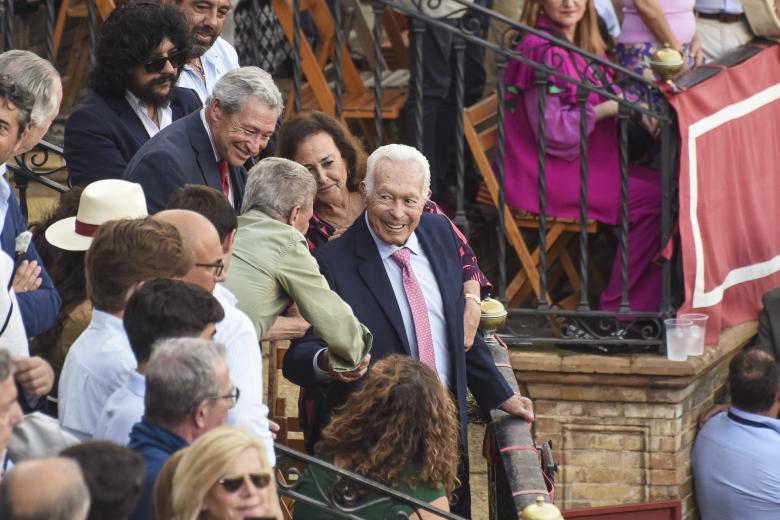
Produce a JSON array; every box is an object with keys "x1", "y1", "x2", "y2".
[
  {"x1": 128, "y1": 72, "x2": 180, "y2": 106},
  {"x1": 190, "y1": 25, "x2": 218, "y2": 57}
]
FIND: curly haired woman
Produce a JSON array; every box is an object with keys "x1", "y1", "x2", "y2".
[{"x1": 292, "y1": 355, "x2": 460, "y2": 519}]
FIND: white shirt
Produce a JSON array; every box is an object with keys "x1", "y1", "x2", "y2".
[
  {"x1": 58, "y1": 310, "x2": 136, "y2": 441},
  {"x1": 93, "y1": 370, "x2": 146, "y2": 446},
  {"x1": 199, "y1": 108, "x2": 232, "y2": 202},
  {"x1": 214, "y1": 283, "x2": 274, "y2": 466},
  {"x1": 124, "y1": 90, "x2": 173, "y2": 138},
  {"x1": 365, "y1": 214, "x2": 452, "y2": 388},
  {"x1": 0, "y1": 250, "x2": 28, "y2": 356},
  {"x1": 0, "y1": 166, "x2": 11, "y2": 228},
  {"x1": 177, "y1": 37, "x2": 240, "y2": 104},
  {"x1": 695, "y1": 0, "x2": 744, "y2": 14}
]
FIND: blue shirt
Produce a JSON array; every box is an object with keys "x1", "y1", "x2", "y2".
[
  {"x1": 58, "y1": 310, "x2": 136, "y2": 440},
  {"x1": 595, "y1": 0, "x2": 621, "y2": 38},
  {"x1": 128, "y1": 418, "x2": 189, "y2": 520},
  {"x1": 0, "y1": 179, "x2": 61, "y2": 336},
  {"x1": 695, "y1": 0, "x2": 743, "y2": 14},
  {"x1": 176, "y1": 37, "x2": 240, "y2": 104},
  {"x1": 692, "y1": 407, "x2": 780, "y2": 519},
  {"x1": 364, "y1": 213, "x2": 452, "y2": 388},
  {"x1": 94, "y1": 370, "x2": 145, "y2": 446}
]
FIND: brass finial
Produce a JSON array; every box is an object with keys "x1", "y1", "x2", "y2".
[{"x1": 521, "y1": 496, "x2": 564, "y2": 520}]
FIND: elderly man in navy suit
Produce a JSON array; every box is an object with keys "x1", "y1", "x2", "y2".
[
  {"x1": 283, "y1": 144, "x2": 534, "y2": 518},
  {"x1": 64, "y1": 3, "x2": 201, "y2": 187},
  {"x1": 123, "y1": 66, "x2": 281, "y2": 212}
]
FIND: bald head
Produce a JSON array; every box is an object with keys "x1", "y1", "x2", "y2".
[
  {"x1": 154, "y1": 209, "x2": 224, "y2": 292},
  {"x1": 0, "y1": 457, "x2": 90, "y2": 520}
]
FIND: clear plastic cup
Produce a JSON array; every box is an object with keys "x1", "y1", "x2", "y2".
[
  {"x1": 679, "y1": 313, "x2": 708, "y2": 356},
  {"x1": 664, "y1": 318, "x2": 693, "y2": 361}
]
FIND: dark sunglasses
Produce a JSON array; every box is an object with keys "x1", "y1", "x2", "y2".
[
  {"x1": 218, "y1": 472, "x2": 272, "y2": 493},
  {"x1": 142, "y1": 51, "x2": 186, "y2": 73}
]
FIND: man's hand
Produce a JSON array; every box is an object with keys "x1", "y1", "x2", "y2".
[
  {"x1": 12, "y1": 260, "x2": 42, "y2": 293},
  {"x1": 13, "y1": 356, "x2": 54, "y2": 397},
  {"x1": 321, "y1": 352, "x2": 370, "y2": 383},
  {"x1": 698, "y1": 403, "x2": 728, "y2": 429},
  {"x1": 269, "y1": 419, "x2": 280, "y2": 440},
  {"x1": 500, "y1": 393, "x2": 534, "y2": 423},
  {"x1": 464, "y1": 298, "x2": 480, "y2": 351}
]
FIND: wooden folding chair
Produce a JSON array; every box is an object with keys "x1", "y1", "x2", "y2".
[
  {"x1": 464, "y1": 93, "x2": 599, "y2": 308},
  {"x1": 271, "y1": 0, "x2": 407, "y2": 122},
  {"x1": 52, "y1": 0, "x2": 116, "y2": 111}
]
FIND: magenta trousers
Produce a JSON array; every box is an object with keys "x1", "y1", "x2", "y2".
[{"x1": 599, "y1": 166, "x2": 663, "y2": 313}]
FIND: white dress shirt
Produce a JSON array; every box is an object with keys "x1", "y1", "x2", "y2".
[
  {"x1": 93, "y1": 369, "x2": 145, "y2": 445},
  {"x1": 365, "y1": 214, "x2": 452, "y2": 388},
  {"x1": 58, "y1": 310, "x2": 136, "y2": 441},
  {"x1": 214, "y1": 283, "x2": 274, "y2": 466},
  {"x1": 0, "y1": 250, "x2": 28, "y2": 356},
  {"x1": 124, "y1": 90, "x2": 173, "y2": 138},
  {"x1": 177, "y1": 37, "x2": 240, "y2": 104},
  {"x1": 0, "y1": 166, "x2": 11, "y2": 229}
]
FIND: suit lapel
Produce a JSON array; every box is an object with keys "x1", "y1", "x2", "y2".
[
  {"x1": 186, "y1": 113, "x2": 223, "y2": 192},
  {"x1": 354, "y1": 215, "x2": 412, "y2": 356},
  {"x1": 105, "y1": 94, "x2": 148, "y2": 146}
]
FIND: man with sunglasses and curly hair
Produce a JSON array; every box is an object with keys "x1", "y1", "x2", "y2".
[{"x1": 64, "y1": 2, "x2": 202, "y2": 187}]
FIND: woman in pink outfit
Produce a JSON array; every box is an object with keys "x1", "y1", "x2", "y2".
[{"x1": 502, "y1": 0, "x2": 662, "y2": 313}]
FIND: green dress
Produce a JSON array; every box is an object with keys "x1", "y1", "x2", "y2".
[{"x1": 292, "y1": 455, "x2": 447, "y2": 519}]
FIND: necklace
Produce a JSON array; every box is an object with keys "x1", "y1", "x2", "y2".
[{"x1": 191, "y1": 58, "x2": 205, "y2": 80}]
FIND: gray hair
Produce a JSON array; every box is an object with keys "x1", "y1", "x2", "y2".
[
  {"x1": 208, "y1": 66, "x2": 283, "y2": 116},
  {"x1": 364, "y1": 144, "x2": 431, "y2": 199},
  {"x1": 144, "y1": 337, "x2": 226, "y2": 427},
  {"x1": 0, "y1": 348, "x2": 14, "y2": 382},
  {"x1": 241, "y1": 157, "x2": 317, "y2": 219},
  {"x1": 0, "y1": 50, "x2": 59, "y2": 126}
]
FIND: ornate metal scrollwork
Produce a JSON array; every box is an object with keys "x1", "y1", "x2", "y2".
[{"x1": 274, "y1": 444, "x2": 464, "y2": 519}]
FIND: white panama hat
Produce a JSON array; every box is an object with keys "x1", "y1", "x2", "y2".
[{"x1": 45, "y1": 179, "x2": 148, "y2": 251}]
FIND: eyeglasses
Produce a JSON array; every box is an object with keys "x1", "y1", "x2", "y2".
[
  {"x1": 218, "y1": 472, "x2": 272, "y2": 493},
  {"x1": 142, "y1": 51, "x2": 186, "y2": 73},
  {"x1": 195, "y1": 259, "x2": 225, "y2": 278},
  {"x1": 210, "y1": 385, "x2": 240, "y2": 405}
]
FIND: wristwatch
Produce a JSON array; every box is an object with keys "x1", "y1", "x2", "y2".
[{"x1": 464, "y1": 293, "x2": 481, "y2": 306}]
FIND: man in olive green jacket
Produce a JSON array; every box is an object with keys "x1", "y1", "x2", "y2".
[{"x1": 224, "y1": 158, "x2": 372, "y2": 372}]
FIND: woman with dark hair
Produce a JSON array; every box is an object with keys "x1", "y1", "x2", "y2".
[
  {"x1": 293, "y1": 355, "x2": 460, "y2": 519},
  {"x1": 502, "y1": 0, "x2": 662, "y2": 320},
  {"x1": 277, "y1": 112, "x2": 489, "y2": 349},
  {"x1": 29, "y1": 187, "x2": 88, "y2": 376}
]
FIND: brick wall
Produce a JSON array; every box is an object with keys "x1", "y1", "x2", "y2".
[{"x1": 510, "y1": 322, "x2": 756, "y2": 519}]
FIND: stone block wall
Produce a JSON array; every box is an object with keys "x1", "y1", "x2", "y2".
[{"x1": 510, "y1": 322, "x2": 756, "y2": 519}]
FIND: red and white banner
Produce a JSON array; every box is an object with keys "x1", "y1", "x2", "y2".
[{"x1": 671, "y1": 44, "x2": 780, "y2": 345}]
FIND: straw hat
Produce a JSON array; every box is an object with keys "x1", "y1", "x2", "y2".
[{"x1": 45, "y1": 179, "x2": 148, "y2": 251}]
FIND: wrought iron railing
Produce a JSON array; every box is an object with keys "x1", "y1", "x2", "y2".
[
  {"x1": 259, "y1": 0, "x2": 677, "y2": 352},
  {"x1": 275, "y1": 443, "x2": 466, "y2": 519},
  {"x1": 7, "y1": 139, "x2": 69, "y2": 219}
]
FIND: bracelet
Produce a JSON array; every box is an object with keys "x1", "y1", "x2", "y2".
[{"x1": 465, "y1": 293, "x2": 481, "y2": 306}]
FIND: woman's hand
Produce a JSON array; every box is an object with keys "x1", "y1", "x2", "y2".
[
  {"x1": 595, "y1": 100, "x2": 619, "y2": 121},
  {"x1": 690, "y1": 32, "x2": 705, "y2": 67}
]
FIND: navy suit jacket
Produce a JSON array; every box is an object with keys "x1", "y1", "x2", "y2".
[
  {"x1": 1, "y1": 191, "x2": 60, "y2": 336},
  {"x1": 283, "y1": 212, "x2": 513, "y2": 452},
  {"x1": 64, "y1": 87, "x2": 201, "y2": 187},
  {"x1": 122, "y1": 110, "x2": 247, "y2": 213}
]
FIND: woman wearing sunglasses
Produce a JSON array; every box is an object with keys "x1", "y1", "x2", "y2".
[{"x1": 169, "y1": 426, "x2": 282, "y2": 520}]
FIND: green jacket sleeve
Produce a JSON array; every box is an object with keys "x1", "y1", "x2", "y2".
[{"x1": 276, "y1": 237, "x2": 372, "y2": 371}]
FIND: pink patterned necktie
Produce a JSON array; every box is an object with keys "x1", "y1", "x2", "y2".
[
  {"x1": 218, "y1": 159, "x2": 230, "y2": 197},
  {"x1": 391, "y1": 247, "x2": 437, "y2": 371}
]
